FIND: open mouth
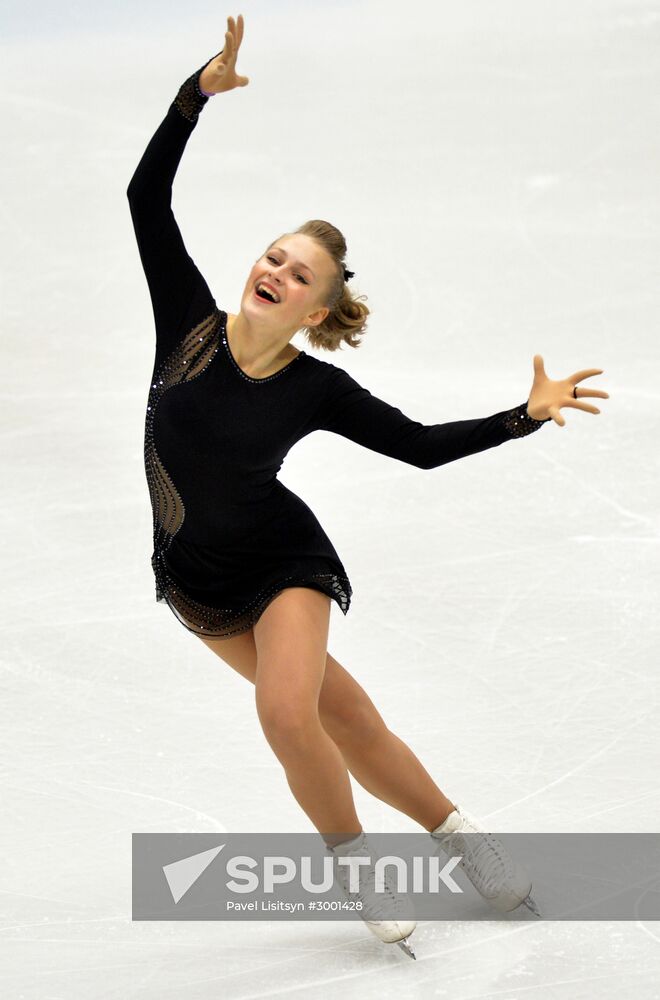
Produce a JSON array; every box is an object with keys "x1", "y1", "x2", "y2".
[{"x1": 254, "y1": 283, "x2": 280, "y2": 304}]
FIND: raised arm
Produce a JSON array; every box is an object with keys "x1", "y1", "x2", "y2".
[
  {"x1": 127, "y1": 20, "x2": 250, "y2": 363},
  {"x1": 126, "y1": 54, "x2": 221, "y2": 361},
  {"x1": 312, "y1": 365, "x2": 551, "y2": 470}
]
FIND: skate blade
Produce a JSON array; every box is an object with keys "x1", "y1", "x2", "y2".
[
  {"x1": 396, "y1": 937, "x2": 416, "y2": 960},
  {"x1": 521, "y1": 893, "x2": 542, "y2": 917}
]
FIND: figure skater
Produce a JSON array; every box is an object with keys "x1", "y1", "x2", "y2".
[{"x1": 126, "y1": 14, "x2": 609, "y2": 959}]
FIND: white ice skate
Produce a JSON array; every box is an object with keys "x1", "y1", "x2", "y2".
[
  {"x1": 329, "y1": 831, "x2": 417, "y2": 959},
  {"x1": 430, "y1": 805, "x2": 541, "y2": 917}
]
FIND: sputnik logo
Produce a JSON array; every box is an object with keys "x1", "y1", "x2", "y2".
[{"x1": 163, "y1": 844, "x2": 226, "y2": 903}]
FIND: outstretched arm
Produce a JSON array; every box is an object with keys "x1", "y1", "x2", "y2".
[
  {"x1": 312, "y1": 352, "x2": 609, "y2": 469},
  {"x1": 312, "y1": 364, "x2": 550, "y2": 470}
]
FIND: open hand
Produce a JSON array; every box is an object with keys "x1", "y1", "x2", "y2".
[
  {"x1": 526, "y1": 355, "x2": 609, "y2": 426},
  {"x1": 199, "y1": 14, "x2": 249, "y2": 94}
]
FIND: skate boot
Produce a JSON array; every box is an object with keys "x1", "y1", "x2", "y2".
[
  {"x1": 430, "y1": 805, "x2": 541, "y2": 916},
  {"x1": 329, "y1": 831, "x2": 417, "y2": 959}
]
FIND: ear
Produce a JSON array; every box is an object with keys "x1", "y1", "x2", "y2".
[{"x1": 304, "y1": 305, "x2": 330, "y2": 328}]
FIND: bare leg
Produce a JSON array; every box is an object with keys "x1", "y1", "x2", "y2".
[
  {"x1": 318, "y1": 653, "x2": 456, "y2": 832},
  {"x1": 335, "y1": 726, "x2": 455, "y2": 831},
  {"x1": 251, "y1": 588, "x2": 363, "y2": 848},
  {"x1": 197, "y1": 624, "x2": 456, "y2": 835}
]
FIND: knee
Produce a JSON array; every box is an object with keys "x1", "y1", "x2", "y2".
[{"x1": 255, "y1": 695, "x2": 320, "y2": 751}]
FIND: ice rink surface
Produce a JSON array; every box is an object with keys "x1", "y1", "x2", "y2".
[{"x1": 1, "y1": 0, "x2": 659, "y2": 995}]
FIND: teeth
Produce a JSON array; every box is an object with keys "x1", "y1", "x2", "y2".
[{"x1": 257, "y1": 282, "x2": 280, "y2": 303}]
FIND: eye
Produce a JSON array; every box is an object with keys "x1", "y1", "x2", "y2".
[{"x1": 266, "y1": 255, "x2": 308, "y2": 285}]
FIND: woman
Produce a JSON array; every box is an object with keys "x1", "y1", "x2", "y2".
[{"x1": 126, "y1": 14, "x2": 609, "y2": 958}]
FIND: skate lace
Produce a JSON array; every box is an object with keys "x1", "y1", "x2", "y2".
[{"x1": 444, "y1": 829, "x2": 514, "y2": 898}]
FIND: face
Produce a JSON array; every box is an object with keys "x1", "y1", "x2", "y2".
[{"x1": 239, "y1": 234, "x2": 335, "y2": 333}]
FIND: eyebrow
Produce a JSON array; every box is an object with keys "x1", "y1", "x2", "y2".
[{"x1": 269, "y1": 246, "x2": 316, "y2": 279}]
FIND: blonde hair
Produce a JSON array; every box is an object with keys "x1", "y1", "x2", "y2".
[{"x1": 271, "y1": 219, "x2": 370, "y2": 352}]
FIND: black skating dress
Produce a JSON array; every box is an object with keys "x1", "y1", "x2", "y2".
[{"x1": 126, "y1": 59, "x2": 551, "y2": 641}]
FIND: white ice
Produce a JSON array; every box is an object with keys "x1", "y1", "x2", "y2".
[{"x1": 1, "y1": 0, "x2": 659, "y2": 996}]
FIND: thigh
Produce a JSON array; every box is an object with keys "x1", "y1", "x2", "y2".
[
  {"x1": 196, "y1": 626, "x2": 259, "y2": 684},
  {"x1": 252, "y1": 587, "x2": 331, "y2": 717},
  {"x1": 195, "y1": 606, "x2": 386, "y2": 737},
  {"x1": 195, "y1": 587, "x2": 330, "y2": 695}
]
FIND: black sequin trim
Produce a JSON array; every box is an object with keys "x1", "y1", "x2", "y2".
[
  {"x1": 144, "y1": 310, "x2": 221, "y2": 562},
  {"x1": 500, "y1": 402, "x2": 551, "y2": 438},
  {"x1": 173, "y1": 64, "x2": 211, "y2": 123},
  {"x1": 154, "y1": 555, "x2": 353, "y2": 639}
]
